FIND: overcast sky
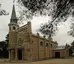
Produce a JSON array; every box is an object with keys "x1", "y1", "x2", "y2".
[{"x1": 0, "y1": 0, "x2": 74, "y2": 45}]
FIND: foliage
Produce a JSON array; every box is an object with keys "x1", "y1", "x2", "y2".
[
  {"x1": 71, "y1": 41, "x2": 74, "y2": 52},
  {"x1": 69, "y1": 47, "x2": 73, "y2": 56},
  {"x1": 0, "y1": 41, "x2": 8, "y2": 58},
  {"x1": 17, "y1": 0, "x2": 74, "y2": 37},
  {"x1": 17, "y1": 0, "x2": 47, "y2": 14},
  {"x1": 0, "y1": 34, "x2": 9, "y2": 58},
  {"x1": 17, "y1": 0, "x2": 57, "y2": 37},
  {"x1": 69, "y1": 40, "x2": 74, "y2": 56},
  {"x1": 0, "y1": 4, "x2": 9, "y2": 16}
]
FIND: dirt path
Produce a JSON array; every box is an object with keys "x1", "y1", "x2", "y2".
[{"x1": 0, "y1": 58, "x2": 74, "y2": 64}]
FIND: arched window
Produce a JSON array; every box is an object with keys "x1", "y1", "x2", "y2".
[
  {"x1": 46, "y1": 43, "x2": 49, "y2": 47},
  {"x1": 40, "y1": 41, "x2": 43, "y2": 46}
]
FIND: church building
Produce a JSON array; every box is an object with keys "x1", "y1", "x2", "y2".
[{"x1": 8, "y1": 5, "x2": 69, "y2": 61}]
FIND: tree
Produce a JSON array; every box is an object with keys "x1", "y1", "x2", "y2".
[
  {"x1": 0, "y1": 41, "x2": 8, "y2": 58},
  {"x1": 71, "y1": 41, "x2": 74, "y2": 53},
  {"x1": 69, "y1": 47, "x2": 73, "y2": 56},
  {"x1": 0, "y1": 34, "x2": 9, "y2": 58},
  {"x1": 17, "y1": 0, "x2": 74, "y2": 37},
  {"x1": 5, "y1": 34, "x2": 9, "y2": 45},
  {"x1": 68, "y1": 40, "x2": 74, "y2": 56},
  {"x1": 0, "y1": 3, "x2": 9, "y2": 15}
]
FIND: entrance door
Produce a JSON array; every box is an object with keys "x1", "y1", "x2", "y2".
[
  {"x1": 18, "y1": 49, "x2": 22, "y2": 60},
  {"x1": 55, "y1": 52, "x2": 60, "y2": 58}
]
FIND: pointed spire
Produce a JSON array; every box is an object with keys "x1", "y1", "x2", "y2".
[
  {"x1": 10, "y1": 4, "x2": 18, "y2": 24},
  {"x1": 11, "y1": 5, "x2": 17, "y2": 19}
]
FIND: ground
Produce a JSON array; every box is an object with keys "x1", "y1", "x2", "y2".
[{"x1": 0, "y1": 58, "x2": 74, "y2": 64}]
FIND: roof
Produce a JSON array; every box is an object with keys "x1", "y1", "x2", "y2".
[{"x1": 54, "y1": 46, "x2": 65, "y2": 50}]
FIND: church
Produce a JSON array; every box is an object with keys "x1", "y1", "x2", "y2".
[{"x1": 8, "y1": 5, "x2": 69, "y2": 61}]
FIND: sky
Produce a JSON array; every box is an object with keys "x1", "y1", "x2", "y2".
[{"x1": 0, "y1": 0, "x2": 74, "y2": 45}]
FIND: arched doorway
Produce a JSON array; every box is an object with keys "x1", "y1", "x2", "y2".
[{"x1": 17, "y1": 49, "x2": 22, "y2": 60}]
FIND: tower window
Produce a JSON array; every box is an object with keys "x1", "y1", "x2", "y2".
[
  {"x1": 13, "y1": 26, "x2": 16, "y2": 30},
  {"x1": 40, "y1": 41, "x2": 43, "y2": 46}
]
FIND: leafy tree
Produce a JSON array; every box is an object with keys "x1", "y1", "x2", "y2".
[
  {"x1": 17, "y1": 0, "x2": 74, "y2": 37},
  {"x1": 5, "y1": 34, "x2": 9, "y2": 45},
  {"x1": 68, "y1": 41, "x2": 74, "y2": 56},
  {"x1": 71, "y1": 41, "x2": 74, "y2": 52},
  {"x1": 69, "y1": 47, "x2": 73, "y2": 56},
  {"x1": 0, "y1": 3, "x2": 9, "y2": 15},
  {"x1": 0, "y1": 41, "x2": 8, "y2": 58},
  {"x1": 0, "y1": 34, "x2": 9, "y2": 58}
]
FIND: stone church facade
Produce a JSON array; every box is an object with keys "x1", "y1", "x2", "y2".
[{"x1": 8, "y1": 5, "x2": 69, "y2": 61}]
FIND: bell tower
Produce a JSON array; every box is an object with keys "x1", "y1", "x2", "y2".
[{"x1": 8, "y1": 4, "x2": 19, "y2": 48}]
